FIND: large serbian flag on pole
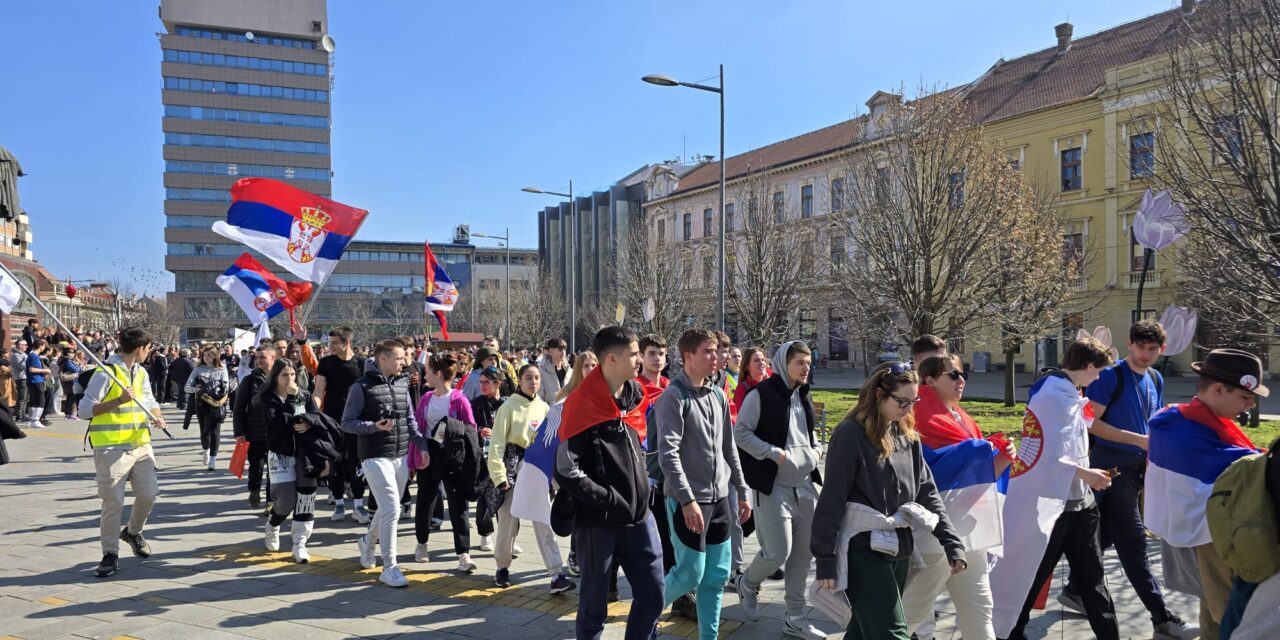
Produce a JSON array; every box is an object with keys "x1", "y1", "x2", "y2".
[
  {"x1": 212, "y1": 178, "x2": 368, "y2": 283},
  {"x1": 1145, "y1": 398, "x2": 1258, "y2": 548},
  {"x1": 989, "y1": 373, "x2": 1093, "y2": 638},
  {"x1": 424, "y1": 241, "x2": 458, "y2": 340},
  {"x1": 215, "y1": 253, "x2": 314, "y2": 326}
]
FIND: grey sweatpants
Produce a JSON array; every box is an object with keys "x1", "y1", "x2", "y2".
[{"x1": 742, "y1": 482, "x2": 817, "y2": 614}]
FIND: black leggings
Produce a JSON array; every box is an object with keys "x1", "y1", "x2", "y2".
[
  {"x1": 197, "y1": 408, "x2": 224, "y2": 456},
  {"x1": 60, "y1": 382, "x2": 77, "y2": 416},
  {"x1": 27, "y1": 382, "x2": 45, "y2": 416},
  {"x1": 415, "y1": 463, "x2": 471, "y2": 554}
]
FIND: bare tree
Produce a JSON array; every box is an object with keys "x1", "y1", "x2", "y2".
[
  {"x1": 500, "y1": 271, "x2": 567, "y2": 350},
  {"x1": 121, "y1": 297, "x2": 181, "y2": 347},
  {"x1": 726, "y1": 170, "x2": 810, "y2": 350},
  {"x1": 612, "y1": 225, "x2": 709, "y2": 348},
  {"x1": 977, "y1": 174, "x2": 1094, "y2": 405},
  {"x1": 833, "y1": 87, "x2": 1013, "y2": 344},
  {"x1": 1143, "y1": 0, "x2": 1280, "y2": 347}
]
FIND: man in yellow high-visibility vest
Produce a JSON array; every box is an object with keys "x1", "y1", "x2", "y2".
[{"x1": 79, "y1": 327, "x2": 165, "y2": 578}]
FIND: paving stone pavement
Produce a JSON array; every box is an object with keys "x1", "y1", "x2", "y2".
[{"x1": 0, "y1": 406, "x2": 1200, "y2": 639}]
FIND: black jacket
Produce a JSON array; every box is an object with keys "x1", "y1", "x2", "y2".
[
  {"x1": 232, "y1": 369, "x2": 269, "y2": 442},
  {"x1": 554, "y1": 380, "x2": 651, "y2": 528},
  {"x1": 257, "y1": 389, "x2": 317, "y2": 456},
  {"x1": 0, "y1": 401, "x2": 25, "y2": 466},
  {"x1": 425, "y1": 415, "x2": 484, "y2": 501},
  {"x1": 169, "y1": 357, "x2": 196, "y2": 391},
  {"x1": 470, "y1": 394, "x2": 503, "y2": 431},
  {"x1": 739, "y1": 374, "x2": 822, "y2": 495},
  {"x1": 293, "y1": 411, "x2": 345, "y2": 479}
]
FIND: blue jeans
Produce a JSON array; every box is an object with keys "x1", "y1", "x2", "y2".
[
  {"x1": 1220, "y1": 577, "x2": 1259, "y2": 640},
  {"x1": 576, "y1": 516, "x2": 665, "y2": 640}
]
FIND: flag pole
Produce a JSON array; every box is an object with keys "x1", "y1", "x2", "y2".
[{"x1": 0, "y1": 263, "x2": 172, "y2": 438}]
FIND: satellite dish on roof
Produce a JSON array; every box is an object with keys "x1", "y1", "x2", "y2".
[
  {"x1": 321, "y1": 34, "x2": 336, "y2": 52},
  {"x1": 244, "y1": 31, "x2": 255, "y2": 41}
]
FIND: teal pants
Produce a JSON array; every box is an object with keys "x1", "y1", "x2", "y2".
[
  {"x1": 846, "y1": 544, "x2": 910, "y2": 640},
  {"x1": 664, "y1": 497, "x2": 732, "y2": 640}
]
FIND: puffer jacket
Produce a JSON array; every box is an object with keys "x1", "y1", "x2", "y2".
[
  {"x1": 232, "y1": 368, "x2": 270, "y2": 442},
  {"x1": 340, "y1": 360, "x2": 425, "y2": 461}
]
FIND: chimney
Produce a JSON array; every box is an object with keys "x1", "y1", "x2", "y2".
[
  {"x1": 1055, "y1": 22, "x2": 1074, "y2": 53},
  {"x1": 1182, "y1": 0, "x2": 1196, "y2": 15}
]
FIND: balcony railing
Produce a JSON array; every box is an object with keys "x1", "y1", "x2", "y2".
[{"x1": 1124, "y1": 270, "x2": 1162, "y2": 289}]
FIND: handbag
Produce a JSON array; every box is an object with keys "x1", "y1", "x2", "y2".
[{"x1": 229, "y1": 440, "x2": 250, "y2": 479}]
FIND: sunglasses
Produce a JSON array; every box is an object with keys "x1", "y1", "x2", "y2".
[
  {"x1": 890, "y1": 394, "x2": 921, "y2": 409},
  {"x1": 944, "y1": 370, "x2": 969, "y2": 381}
]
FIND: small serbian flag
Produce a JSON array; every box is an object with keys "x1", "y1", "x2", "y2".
[
  {"x1": 424, "y1": 241, "x2": 458, "y2": 339},
  {"x1": 215, "y1": 253, "x2": 314, "y2": 326},
  {"x1": 212, "y1": 178, "x2": 368, "y2": 283},
  {"x1": 1145, "y1": 398, "x2": 1258, "y2": 548}
]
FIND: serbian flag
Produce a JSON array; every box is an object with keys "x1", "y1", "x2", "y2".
[
  {"x1": 1145, "y1": 398, "x2": 1258, "y2": 548},
  {"x1": 560, "y1": 367, "x2": 649, "y2": 442},
  {"x1": 424, "y1": 241, "x2": 458, "y2": 340},
  {"x1": 990, "y1": 373, "x2": 1094, "y2": 638},
  {"x1": 212, "y1": 178, "x2": 367, "y2": 283},
  {"x1": 215, "y1": 253, "x2": 313, "y2": 326},
  {"x1": 509, "y1": 400, "x2": 566, "y2": 525},
  {"x1": 914, "y1": 386, "x2": 1007, "y2": 556}
]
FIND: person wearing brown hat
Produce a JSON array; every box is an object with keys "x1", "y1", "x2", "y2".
[{"x1": 1146, "y1": 348, "x2": 1265, "y2": 640}]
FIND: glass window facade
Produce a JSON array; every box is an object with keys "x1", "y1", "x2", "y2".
[
  {"x1": 164, "y1": 49, "x2": 326, "y2": 76},
  {"x1": 801, "y1": 184, "x2": 813, "y2": 218},
  {"x1": 174, "y1": 26, "x2": 316, "y2": 50},
  {"x1": 326, "y1": 273, "x2": 425, "y2": 293},
  {"x1": 164, "y1": 104, "x2": 328, "y2": 129},
  {"x1": 164, "y1": 77, "x2": 327, "y2": 102},
  {"x1": 166, "y1": 160, "x2": 329, "y2": 182},
  {"x1": 166, "y1": 215, "x2": 223, "y2": 229},
  {"x1": 1061, "y1": 147, "x2": 1082, "y2": 191},
  {"x1": 166, "y1": 188, "x2": 231, "y2": 202},
  {"x1": 1129, "y1": 132, "x2": 1155, "y2": 178},
  {"x1": 165, "y1": 132, "x2": 329, "y2": 155},
  {"x1": 168, "y1": 242, "x2": 242, "y2": 256}
]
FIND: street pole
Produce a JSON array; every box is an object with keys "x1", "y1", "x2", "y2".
[
  {"x1": 568, "y1": 180, "x2": 576, "y2": 354},
  {"x1": 717, "y1": 63, "x2": 726, "y2": 332},
  {"x1": 504, "y1": 227, "x2": 511, "y2": 354}
]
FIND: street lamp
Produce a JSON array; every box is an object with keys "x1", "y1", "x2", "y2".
[
  {"x1": 643, "y1": 64, "x2": 726, "y2": 332},
  {"x1": 522, "y1": 181, "x2": 576, "y2": 354},
  {"x1": 470, "y1": 228, "x2": 511, "y2": 352}
]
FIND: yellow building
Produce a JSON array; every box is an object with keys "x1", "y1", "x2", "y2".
[{"x1": 964, "y1": 1, "x2": 1277, "y2": 375}]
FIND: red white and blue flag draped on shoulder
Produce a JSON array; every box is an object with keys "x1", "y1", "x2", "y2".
[
  {"x1": 423, "y1": 241, "x2": 458, "y2": 340},
  {"x1": 212, "y1": 178, "x2": 369, "y2": 284},
  {"x1": 215, "y1": 253, "x2": 314, "y2": 327}
]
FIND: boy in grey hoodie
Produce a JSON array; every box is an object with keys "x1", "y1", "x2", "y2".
[
  {"x1": 732, "y1": 341, "x2": 825, "y2": 640},
  {"x1": 656, "y1": 328, "x2": 751, "y2": 640}
]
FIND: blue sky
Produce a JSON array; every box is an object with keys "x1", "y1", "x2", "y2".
[{"x1": 0, "y1": 0, "x2": 1177, "y2": 293}]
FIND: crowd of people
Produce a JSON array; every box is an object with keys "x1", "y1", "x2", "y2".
[{"x1": 5, "y1": 317, "x2": 1279, "y2": 640}]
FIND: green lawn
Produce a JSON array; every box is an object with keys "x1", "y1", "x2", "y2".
[{"x1": 810, "y1": 389, "x2": 1280, "y2": 446}]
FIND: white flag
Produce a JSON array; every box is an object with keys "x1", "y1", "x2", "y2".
[
  {"x1": 256, "y1": 322, "x2": 273, "y2": 346},
  {"x1": 0, "y1": 272, "x2": 22, "y2": 314}
]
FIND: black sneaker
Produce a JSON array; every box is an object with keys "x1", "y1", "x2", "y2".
[
  {"x1": 607, "y1": 589, "x2": 620, "y2": 603},
  {"x1": 567, "y1": 553, "x2": 580, "y2": 577},
  {"x1": 119, "y1": 527, "x2": 151, "y2": 558},
  {"x1": 95, "y1": 553, "x2": 119, "y2": 577},
  {"x1": 671, "y1": 593, "x2": 697, "y2": 619},
  {"x1": 549, "y1": 574, "x2": 577, "y2": 594},
  {"x1": 494, "y1": 568, "x2": 511, "y2": 588},
  {"x1": 768, "y1": 568, "x2": 785, "y2": 580},
  {"x1": 249, "y1": 493, "x2": 262, "y2": 509}
]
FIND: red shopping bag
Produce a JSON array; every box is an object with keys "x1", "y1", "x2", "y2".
[{"x1": 229, "y1": 440, "x2": 250, "y2": 479}]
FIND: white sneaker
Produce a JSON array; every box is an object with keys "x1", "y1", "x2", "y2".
[
  {"x1": 353, "y1": 505, "x2": 371, "y2": 525},
  {"x1": 293, "y1": 544, "x2": 310, "y2": 564},
  {"x1": 415, "y1": 543, "x2": 429, "y2": 563},
  {"x1": 291, "y1": 520, "x2": 313, "y2": 564},
  {"x1": 479, "y1": 535, "x2": 494, "y2": 552},
  {"x1": 457, "y1": 554, "x2": 477, "y2": 574},
  {"x1": 29, "y1": 421, "x2": 44, "y2": 430},
  {"x1": 512, "y1": 543, "x2": 524, "y2": 557},
  {"x1": 357, "y1": 534, "x2": 377, "y2": 569},
  {"x1": 331, "y1": 502, "x2": 347, "y2": 522},
  {"x1": 202, "y1": 450, "x2": 209, "y2": 466},
  {"x1": 379, "y1": 565, "x2": 408, "y2": 588},
  {"x1": 783, "y1": 613, "x2": 826, "y2": 640},
  {"x1": 264, "y1": 522, "x2": 281, "y2": 552},
  {"x1": 207, "y1": 453, "x2": 217, "y2": 471}
]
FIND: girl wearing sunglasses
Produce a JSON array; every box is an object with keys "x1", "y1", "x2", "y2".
[
  {"x1": 900, "y1": 354, "x2": 1013, "y2": 640},
  {"x1": 812, "y1": 362, "x2": 965, "y2": 639}
]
